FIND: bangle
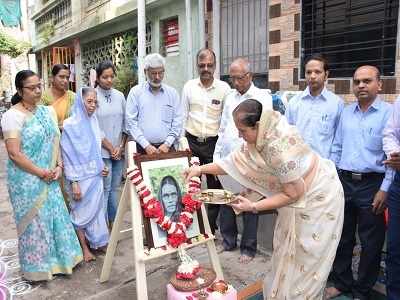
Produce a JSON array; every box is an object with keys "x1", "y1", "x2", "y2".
[{"x1": 57, "y1": 161, "x2": 63, "y2": 169}]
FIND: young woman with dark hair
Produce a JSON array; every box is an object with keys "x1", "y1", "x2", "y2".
[
  {"x1": 1, "y1": 70, "x2": 82, "y2": 281},
  {"x1": 95, "y1": 60, "x2": 127, "y2": 229}
]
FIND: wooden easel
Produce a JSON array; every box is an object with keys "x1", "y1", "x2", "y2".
[{"x1": 100, "y1": 141, "x2": 223, "y2": 300}]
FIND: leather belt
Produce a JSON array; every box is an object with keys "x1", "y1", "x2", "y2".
[
  {"x1": 339, "y1": 169, "x2": 383, "y2": 181},
  {"x1": 185, "y1": 132, "x2": 218, "y2": 143}
]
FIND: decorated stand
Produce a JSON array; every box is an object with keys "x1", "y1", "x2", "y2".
[{"x1": 100, "y1": 140, "x2": 224, "y2": 300}]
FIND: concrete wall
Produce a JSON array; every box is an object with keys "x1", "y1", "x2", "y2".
[{"x1": 147, "y1": 0, "x2": 200, "y2": 91}]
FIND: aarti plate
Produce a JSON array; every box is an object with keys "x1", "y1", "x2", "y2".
[{"x1": 193, "y1": 189, "x2": 237, "y2": 205}]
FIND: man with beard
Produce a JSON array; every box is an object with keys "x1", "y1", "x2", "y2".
[
  {"x1": 285, "y1": 54, "x2": 343, "y2": 159},
  {"x1": 182, "y1": 48, "x2": 231, "y2": 234},
  {"x1": 326, "y1": 65, "x2": 393, "y2": 300},
  {"x1": 126, "y1": 53, "x2": 184, "y2": 154}
]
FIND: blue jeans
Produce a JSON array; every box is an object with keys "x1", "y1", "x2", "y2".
[
  {"x1": 103, "y1": 158, "x2": 124, "y2": 223},
  {"x1": 387, "y1": 172, "x2": 400, "y2": 300}
]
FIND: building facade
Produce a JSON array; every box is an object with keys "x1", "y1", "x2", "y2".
[
  {"x1": 31, "y1": 0, "x2": 203, "y2": 92},
  {"x1": 266, "y1": 0, "x2": 400, "y2": 101}
]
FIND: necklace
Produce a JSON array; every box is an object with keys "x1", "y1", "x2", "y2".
[{"x1": 21, "y1": 102, "x2": 37, "y2": 113}]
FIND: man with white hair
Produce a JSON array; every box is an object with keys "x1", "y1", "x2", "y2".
[
  {"x1": 126, "y1": 53, "x2": 183, "y2": 154},
  {"x1": 214, "y1": 57, "x2": 272, "y2": 263}
]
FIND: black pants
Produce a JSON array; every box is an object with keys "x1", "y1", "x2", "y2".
[
  {"x1": 219, "y1": 205, "x2": 258, "y2": 256},
  {"x1": 186, "y1": 133, "x2": 221, "y2": 234},
  {"x1": 330, "y1": 172, "x2": 385, "y2": 300}
]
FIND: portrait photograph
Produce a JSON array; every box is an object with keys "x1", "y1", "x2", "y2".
[{"x1": 138, "y1": 153, "x2": 202, "y2": 248}]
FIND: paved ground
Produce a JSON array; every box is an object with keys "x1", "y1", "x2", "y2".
[{"x1": 0, "y1": 140, "x2": 271, "y2": 300}]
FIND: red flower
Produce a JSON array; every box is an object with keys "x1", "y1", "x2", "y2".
[
  {"x1": 182, "y1": 194, "x2": 202, "y2": 213},
  {"x1": 138, "y1": 189, "x2": 151, "y2": 199},
  {"x1": 143, "y1": 199, "x2": 163, "y2": 219},
  {"x1": 179, "y1": 213, "x2": 193, "y2": 227},
  {"x1": 167, "y1": 224, "x2": 187, "y2": 248}
]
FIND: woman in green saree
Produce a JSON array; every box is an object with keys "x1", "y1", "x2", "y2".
[{"x1": 1, "y1": 70, "x2": 82, "y2": 281}]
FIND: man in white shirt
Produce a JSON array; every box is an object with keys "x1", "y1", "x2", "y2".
[
  {"x1": 213, "y1": 57, "x2": 272, "y2": 263},
  {"x1": 182, "y1": 48, "x2": 231, "y2": 234}
]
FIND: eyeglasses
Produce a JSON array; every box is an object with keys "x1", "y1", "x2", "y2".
[
  {"x1": 22, "y1": 83, "x2": 43, "y2": 91},
  {"x1": 198, "y1": 63, "x2": 215, "y2": 69},
  {"x1": 229, "y1": 72, "x2": 250, "y2": 82}
]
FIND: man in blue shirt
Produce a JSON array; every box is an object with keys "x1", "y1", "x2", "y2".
[
  {"x1": 125, "y1": 53, "x2": 183, "y2": 154},
  {"x1": 326, "y1": 66, "x2": 393, "y2": 300},
  {"x1": 285, "y1": 54, "x2": 343, "y2": 159}
]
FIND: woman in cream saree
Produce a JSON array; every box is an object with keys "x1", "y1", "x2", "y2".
[{"x1": 185, "y1": 99, "x2": 344, "y2": 299}]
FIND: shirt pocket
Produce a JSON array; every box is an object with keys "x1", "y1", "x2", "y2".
[
  {"x1": 319, "y1": 115, "x2": 334, "y2": 135},
  {"x1": 162, "y1": 104, "x2": 174, "y2": 124},
  {"x1": 207, "y1": 99, "x2": 223, "y2": 117},
  {"x1": 365, "y1": 134, "x2": 383, "y2": 151}
]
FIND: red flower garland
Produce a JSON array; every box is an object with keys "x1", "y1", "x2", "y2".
[{"x1": 127, "y1": 158, "x2": 202, "y2": 248}]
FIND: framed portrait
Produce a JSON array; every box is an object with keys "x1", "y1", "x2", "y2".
[{"x1": 134, "y1": 151, "x2": 205, "y2": 248}]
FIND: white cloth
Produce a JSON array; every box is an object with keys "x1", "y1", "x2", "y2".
[{"x1": 213, "y1": 83, "x2": 273, "y2": 191}]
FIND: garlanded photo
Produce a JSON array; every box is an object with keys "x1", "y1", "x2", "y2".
[{"x1": 135, "y1": 152, "x2": 203, "y2": 248}]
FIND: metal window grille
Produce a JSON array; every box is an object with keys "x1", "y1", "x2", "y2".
[
  {"x1": 35, "y1": 0, "x2": 72, "y2": 32},
  {"x1": 301, "y1": 0, "x2": 399, "y2": 78},
  {"x1": 81, "y1": 26, "x2": 152, "y2": 84},
  {"x1": 220, "y1": 0, "x2": 268, "y2": 76}
]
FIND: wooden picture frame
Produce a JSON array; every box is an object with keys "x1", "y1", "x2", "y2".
[{"x1": 134, "y1": 151, "x2": 205, "y2": 249}]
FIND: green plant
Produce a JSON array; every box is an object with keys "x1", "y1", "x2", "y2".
[
  {"x1": 39, "y1": 22, "x2": 55, "y2": 44},
  {"x1": 0, "y1": 31, "x2": 31, "y2": 58},
  {"x1": 114, "y1": 61, "x2": 137, "y2": 97}
]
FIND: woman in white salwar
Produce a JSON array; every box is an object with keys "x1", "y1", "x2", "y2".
[
  {"x1": 185, "y1": 99, "x2": 344, "y2": 299},
  {"x1": 61, "y1": 87, "x2": 109, "y2": 262}
]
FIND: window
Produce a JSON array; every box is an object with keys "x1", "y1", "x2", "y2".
[
  {"x1": 161, "y1": 17, "x2": 179, "y2": 57},
  {"x1": 220, "y1": 0, "x2": 268, "y2": 75},
  {"x1": 302, "y1": 0, "x2": 399, "y2": 78}
]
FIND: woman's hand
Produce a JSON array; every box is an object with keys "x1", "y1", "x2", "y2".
[
  {"x1": 40, "y1": 169, "x2": 54, "y2": 183},
  {"x1": 102, "y1": 166, "x2": 109, "y2": 177},
  {"x1": 72, "y1": 182, "x2": 82, "y2": 201},
  {"x1": 183, "y1": 166, "x2": 202, "y2": 182},
  {"x1": 52, "y1": 166, "x2": 62, "y2": 181},
  {"x1": 111, "y1": 146, "x2": 122, "y2": 160},
  {"x1": 229, "y1": 195, "x2": 254, "y2": 213}
]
